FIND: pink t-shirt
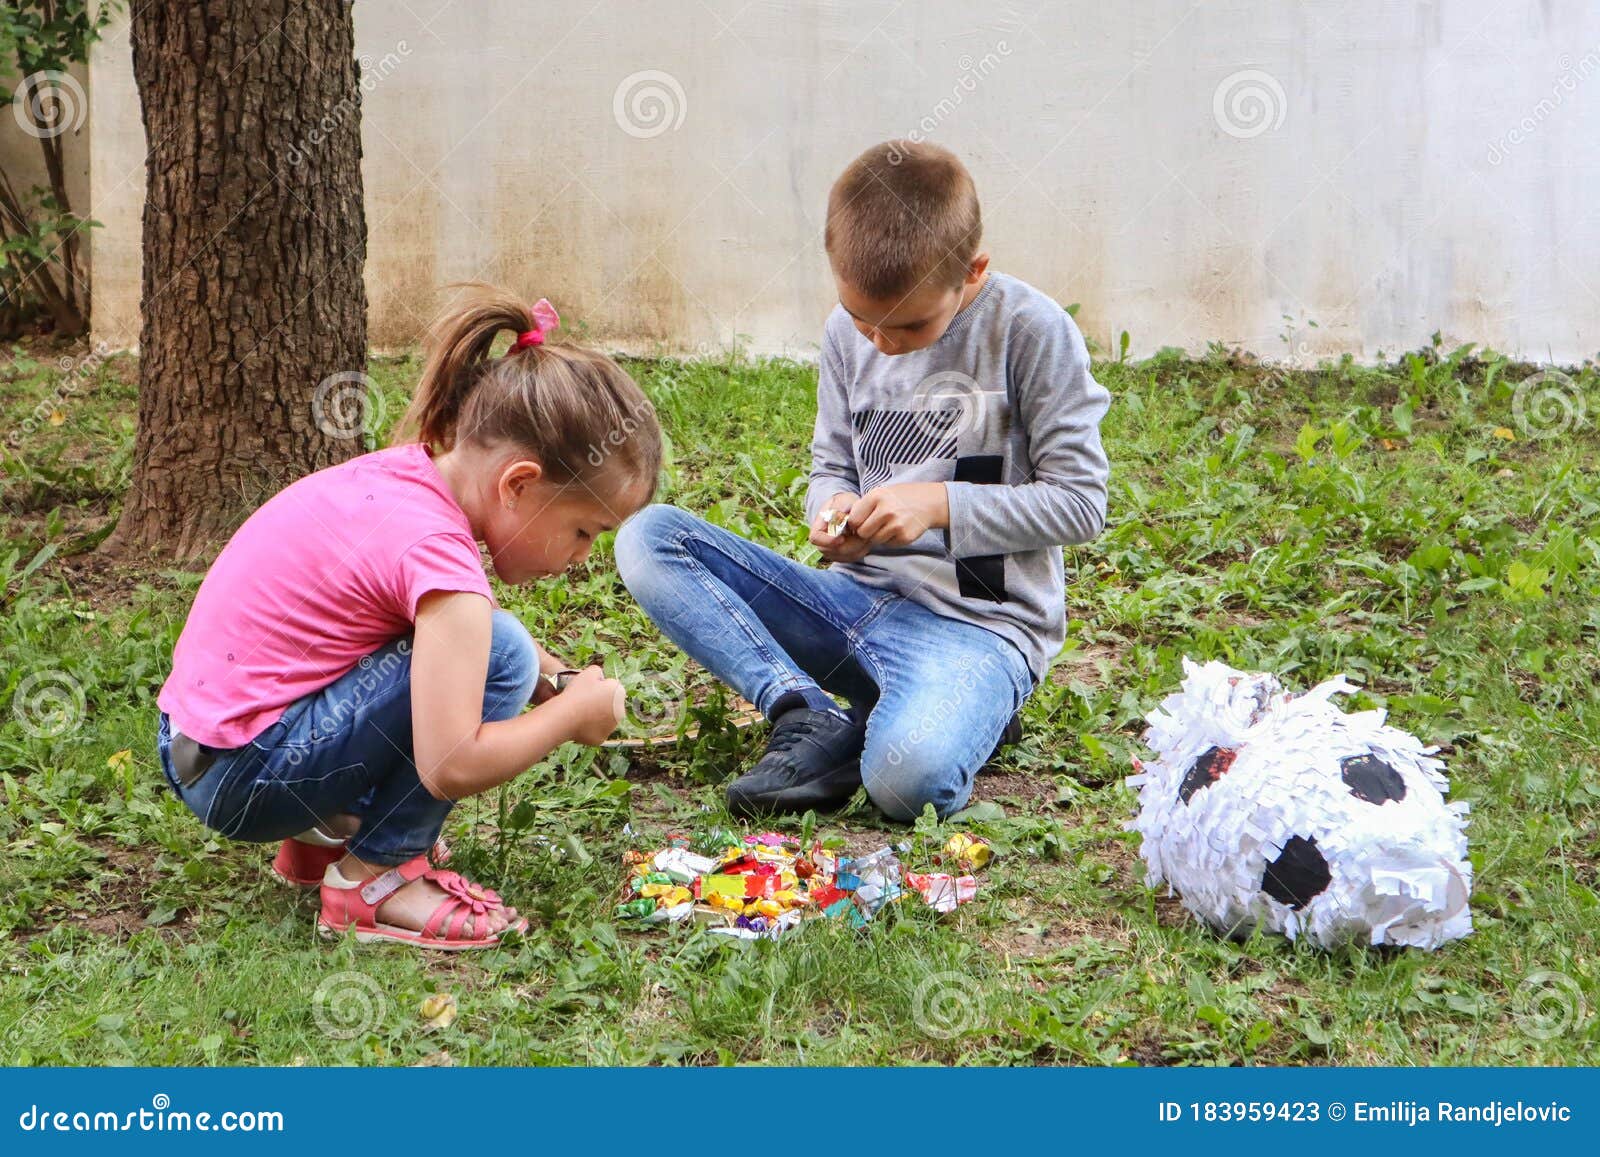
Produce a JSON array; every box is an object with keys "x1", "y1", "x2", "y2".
[{"x1": 158, "y1": 443, "x2": 495, "y2": 748}]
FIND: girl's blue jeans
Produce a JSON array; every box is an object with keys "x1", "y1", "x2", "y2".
[
  {"x1": 157, "y1": 610, "x2": 542, "y2": 866},
  {"x1": 614, "y1": 504, "x2": 1034, "y2": 820}
]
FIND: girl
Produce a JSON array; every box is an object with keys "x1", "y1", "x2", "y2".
[{"x1": 156, "y1": 286, "x2": 662, "y2": 951}]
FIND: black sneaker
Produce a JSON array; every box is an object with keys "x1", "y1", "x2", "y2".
[
  {"x1": 981, "y1": 711, "x2": 1023, "y2": 771},
  {"x1": 725, "y1": 708, "x2": 865, "y2": 817}
]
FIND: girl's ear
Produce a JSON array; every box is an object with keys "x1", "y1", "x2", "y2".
[{"x1": 498, "y1": 458, "x2": 544, "y2": 510}]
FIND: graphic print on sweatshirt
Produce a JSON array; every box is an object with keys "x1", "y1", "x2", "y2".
[
  {"x1": 851, "y1": 408, "x2": 959, "y2": 491},
  {"x1": 850, "y1": 374, "x2": 1014, "y2": 604}
]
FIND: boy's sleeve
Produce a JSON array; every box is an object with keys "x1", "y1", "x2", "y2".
[
  {"x1": 944, "y1": 308, "x2": 1110, "y2": 556},
  {"x1": 805, "y1": 327, "x2": 860, "y2": 525}
]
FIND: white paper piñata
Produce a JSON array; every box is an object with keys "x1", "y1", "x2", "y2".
[{"x1": 1127, "y1": 659, "x2": 1472, "y2": 951}]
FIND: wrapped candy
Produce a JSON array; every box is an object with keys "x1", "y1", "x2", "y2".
[
  {"x1": 941, "y1": 833, "x2": 993, "y2": 871},
  {"x1": 653, "y1": 847, "x2": 719, "y2": 884}
]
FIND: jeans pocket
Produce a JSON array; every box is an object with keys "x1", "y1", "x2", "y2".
[{"x1": 173, "y1": 743, "x2": 254, "y2": 834}]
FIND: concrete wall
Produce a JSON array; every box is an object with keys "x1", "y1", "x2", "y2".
[{"x1": 88, "y1": 2, "x2": 1600, "y2": 362}]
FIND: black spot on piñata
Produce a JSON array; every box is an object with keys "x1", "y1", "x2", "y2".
[
  {"x1": 1260, "y1": 835, "x2": 1331, "y2": 909},
  {"x1": 1178, "y1": 745, "x2": 1239, "y2": 804},
  {"x1": 1340, "y1": 753, "x2": 1406, "y2": 804}
]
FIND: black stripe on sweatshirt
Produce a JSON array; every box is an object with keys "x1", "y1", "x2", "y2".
[{"x1": 952, "y1": 454, "x2": 1007, "y2": 603}]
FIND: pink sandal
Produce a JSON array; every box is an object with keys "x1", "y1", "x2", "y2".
[
  {"x1": 317, "y1": 854, "x2": 526, "y2": 951},
  {"x1": 271, "y1": 835, "x2": 451, "y2": 887}
]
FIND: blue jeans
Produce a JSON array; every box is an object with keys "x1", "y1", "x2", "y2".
[
  {"x1": 157, "y1": 610, "x2": 542, "y2": 866},
  {"x1": 614, "y1": 505, "x2": 1034, "y2": 820}
]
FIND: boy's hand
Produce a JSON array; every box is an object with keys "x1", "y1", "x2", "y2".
[
  {"x1": 809, "y1": 493, "x2": 873, "y2": 563},
  {"x1": 849, "y1": 483, "x2": 950, "y2": 547},
  {"x1": 554, "y1": 665, "x2": 626, "y2": 745}
]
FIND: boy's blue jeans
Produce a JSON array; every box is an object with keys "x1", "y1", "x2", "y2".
[
  {"x1": 615, "y1": 504, "x2": 1034, "y2": 820},
  {"x1": 157, "y1": 610, "x2": 542, "y2": 866}
]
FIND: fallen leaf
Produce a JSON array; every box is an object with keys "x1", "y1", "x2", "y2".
[
  {"x1": 106, "y1": 749, "x2": 132, "y2": 769},
  {"x1": 47, "y1": 410, "x2": 65, "y2": 426},
  {"x1": 1492, "y1": 427, "x2": 1516, "y2": 441},
  {"x1": 418, "y1": 992, "x2": 457, "y2": 1031}
]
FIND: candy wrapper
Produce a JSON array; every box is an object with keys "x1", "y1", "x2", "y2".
[
  {"x1": 905, "y1": 872, "x2": 977, "y2": 914},
  {"x1": 1127, "y1": 659, "x2": 1473, "y2": 951}
]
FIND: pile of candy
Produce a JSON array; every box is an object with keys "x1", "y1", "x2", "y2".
[{"x1": 617, "y1": 829, "x2": 992, "y2": 940}]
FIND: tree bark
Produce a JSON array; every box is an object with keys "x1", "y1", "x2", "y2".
[{"x1": 106, "y1": 0, "x2": 368, "y2": 563}]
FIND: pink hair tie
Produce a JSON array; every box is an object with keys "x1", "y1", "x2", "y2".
[{"x1": 507, "y1": 298, "x2": 560, "y2": 353}]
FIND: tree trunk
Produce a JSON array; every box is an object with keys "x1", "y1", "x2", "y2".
[{"x1": 106, "y1": 0, "x2": 368, "y2": 563}]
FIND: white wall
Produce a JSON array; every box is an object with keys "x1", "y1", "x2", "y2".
[{"x1": 89, "y1": 2, "x2": 1600, "y2": 362}]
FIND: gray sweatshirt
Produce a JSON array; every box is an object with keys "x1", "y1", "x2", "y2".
[{"x1": 806, "y1": 272, "x2": 1111, "y2": 682}]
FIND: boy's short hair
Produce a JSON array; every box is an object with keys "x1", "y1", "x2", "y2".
[{"x1": 825, "y1": 140, "x2": 982, "y2": 299}]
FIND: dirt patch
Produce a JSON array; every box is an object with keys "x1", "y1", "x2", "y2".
[
  {"x1": 29, "y1": 837, "x2": 196, "y2": 943},
  {"x1": 1050, "y1": 637, "x2": 1125, "y2": 686},
  {"x1": 49, "y1": 544, "x2": 191, "y2": 606}
]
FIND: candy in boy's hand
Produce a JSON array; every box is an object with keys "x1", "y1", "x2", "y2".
[{"x1": 824, "y1": 508, "x2": 849, "y2": 537}]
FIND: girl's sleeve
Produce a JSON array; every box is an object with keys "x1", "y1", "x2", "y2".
[
  {"x1": 943, "y1": 307, "x2": 1111, "y2": 556},
  {"x1": 393, "y1": 532, "x2": 495, "y2": 619}
]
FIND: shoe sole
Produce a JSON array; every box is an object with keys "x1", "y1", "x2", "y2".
[{"x1": 316, "y1": 918, "x2": 522, "y2": 952}]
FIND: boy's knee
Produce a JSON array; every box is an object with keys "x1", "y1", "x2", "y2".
[
  {"x1": 486, "y1": 610, "x2": 540, "y2": 715},
  {"x1": 614, "y1": 504, "x2": 689, "y2": 588},
  {"x1": 861, "y1": 734, "x2": 968, "y2": 822},
  {"x1": 614, "y1": 505, "x2": 678, "y2": 576}
]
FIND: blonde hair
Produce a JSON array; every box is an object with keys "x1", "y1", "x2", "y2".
[
  {"x1": 825, "y1": 140, "x2": 982, "y2": 299},
  {"x1": 396, "y1": 284, "x2": 661, "y2": 499}
]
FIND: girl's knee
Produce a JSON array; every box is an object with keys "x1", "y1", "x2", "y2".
[{"x1": 487, "y1": 611, "x2": 540, "y2": 716}]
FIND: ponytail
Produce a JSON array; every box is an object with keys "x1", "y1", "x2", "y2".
[
  {"x1": 395, "y1": 284, "x2": 662, "y2": 497},
  {"x1": 397, "y1": 288, "x2": 531, "y2": 451}
]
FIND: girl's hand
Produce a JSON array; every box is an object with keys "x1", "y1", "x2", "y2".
[{"x1": 557, "y1": 665, "x2": 626, "y2": 745}]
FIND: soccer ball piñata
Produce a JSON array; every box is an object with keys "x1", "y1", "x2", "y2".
[{"x1": 1127, "y1": 659, "x2": 1473, "y2": 951}]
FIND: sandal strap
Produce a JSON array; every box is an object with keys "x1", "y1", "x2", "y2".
[
  {"x1": 358, "y1": 855, "x2": 431, "y2": 907},
  {"x1": 418, "y1": 867, "x2": 500, "y2": 940},
  {"x1": 432, "y1": 869, "x2": 502, "y2": 907},
  {"x1": 422, "y1": 893, "x2": 491, "y2": 941}
]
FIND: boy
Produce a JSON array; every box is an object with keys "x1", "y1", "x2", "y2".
[{"x1": 615, "y1": 140, "x2": 1110, "y2": 820}]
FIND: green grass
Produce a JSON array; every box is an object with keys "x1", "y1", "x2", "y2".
[{"x1": 1, "y1": 335, "x2": 1597, "y2": 1066}]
